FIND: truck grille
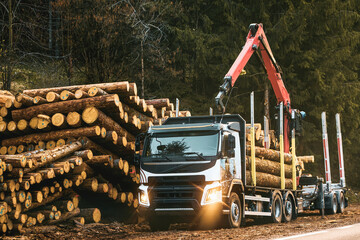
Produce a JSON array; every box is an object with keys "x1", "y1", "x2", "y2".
[{"x1": 148, "y1": 176, "x2": 205, "y2": 209}]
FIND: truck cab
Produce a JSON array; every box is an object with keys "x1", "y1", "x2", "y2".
[{"x1": 136, "y1": 115, "x2": 246, "y2": 230}]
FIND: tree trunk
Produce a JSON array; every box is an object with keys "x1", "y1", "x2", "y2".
[
  {"x1": 246, "y1": 156, "x2": 293, "y2": 178},
  {"x1": 145, "y1": 98, "x2": 170, "y2": 108},
  {"x1": 11, "y1": 94, "x2": 121, "y2": 121},
  {"x1": 78, "y1": 208, "x2": 101, "y2": 223},
  {"x1": 2, "y1": 126, "x2": 102, "y2": 146},
  {"x1": 23, "y1": 82, "x2": 132, "y2": 97},
  {"x1": 245, "y1": 170, "x2": 292, "y2": 189},
  {"x1": 246, "y1": 145, "x2": 292, "y2": 164},
  {"x1": 81, "y1": 107, "x2": 133, "y2": 141},
  {"x1": 46, "y1": 207, "x2": 80, "y2": 224}
]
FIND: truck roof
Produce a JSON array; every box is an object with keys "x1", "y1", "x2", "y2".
[{"x1": 162, "y1": 114, "x2": 246, "y2": 126}]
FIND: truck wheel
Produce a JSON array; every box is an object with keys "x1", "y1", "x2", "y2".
[
  {"x1": 271, "y1": 194, "x2": 283, "y2": 223},
  {"x1": 325, "y1": 194, "x2": 338, "y2": 215},
  {"x1": 148, "y1": 216, "x2": 170, "y2": 231},
  {"x1": 282, "y1": 194, "x2": 294, "y2": 222},
  {"x1": 227, "y1": 192, "x2": 242, "y2": 228},
  {"x1": 337, "y1": 192, "x2": 345, "y2": 214}
]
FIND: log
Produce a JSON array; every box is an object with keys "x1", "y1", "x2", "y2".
[
  {"x1": 246, "y1": 145, "x2": 292, "y2": 164},
  {"x1": 46, "y1": 207, "x2": 80, "y2": 224},
  {"x1": 246, "y1": 123, "x2": 262, "y2": 141},
  {"x1": 66, "y1": 112, "x2": 82, "y2": 127},
  {"x1": 46, "y1": 92, "x2": 61, "y2": 103},
  {"x1": 297, "y1": 155, "x2": 314, "y2": 163},
  {"x1": 145, "y1": 98, "x2": 170, "y2": 108},
  {"x1": 51, "y1": 113, "x2": 67, "y2": 128},
  {"x1": 56, "y1": 139, "x2": 66, "y2": 147},
  {"x1": 33, "y1": 96, "x2": 47, "y2": 105},
  {"x1": 86, "y1": 155, "x2": 112, "y2": 166},
  {"x1": 245, "y1": 156, "x2": 292, "y2": 178},
  {"x1": 73, "y1": 150, "x2": 93, "y2": 161},
  {"x1": 88, "y1": 87, "x2": 107, "y2": 97},
  {"x1": 17, "y1": 119, "x2": 30, "y2": 132},
  {"x1": 60, "y1": 90, "x2": 75, "y2": 101},
  {"x1": 0, "y1": 107, "x2": 7, "y2": 118},
  {"x1": 71, "y1": 217, "x2": 85, "y2": 225},
  {"x1": 23, "y1": 189, "x2": 72, "y2": 212},
  {"x1": 15, "y1": 93, "x2": 34, "y2": 107},
  {"x1": 11, "y1": 94, "x2": 121, "y2": 121},
  {"x1": 78, "y1": 208, "x2": 101, "y2": 223},
  {"x1": 245, "y1": 170, "x2": 292, "y2": 189},
  {"x1": 82, "y1": 107, "x2": 133, "y2": 140},
  {"x1": 78, "y1": 178, "x2": 98, "y2": 192},
  {"x1": 54, "y1": 200, "x2": 74, "y2": 212},
  {"x1": 74, "y1": 89, "x2": 89, "y2": 99},
  {"x1": 23, "y1": 81, "x2": 131, "y2": 97},
  {"x1": 78, "y1": 137, "x2": 119, "y2": 160},
  {"x1": 2, "y1": 126, "x2": 102, "y2": 146}
]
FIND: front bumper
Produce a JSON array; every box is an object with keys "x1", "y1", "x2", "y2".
[{"x1": 139, "y1": 202, "x2": 223, "y2": 222}]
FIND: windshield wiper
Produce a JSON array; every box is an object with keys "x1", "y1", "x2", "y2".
[
  {"x1": 150, "y1": 153, "x2": 172, "y2": 162},
  {"x1": 182, "y1": 152, "x2": 206, "y2": 161}
]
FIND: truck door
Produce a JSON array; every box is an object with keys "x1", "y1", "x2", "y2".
[{"x1": 221, "y1": 132, "x2": 240, "y2": 180}]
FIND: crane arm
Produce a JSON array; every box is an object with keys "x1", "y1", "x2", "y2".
[
  {"x1": 215, "y1": 23, "x2": 293, "y2": 152},
  {"x1": 215, "y1": 23, "x2": 291, "y2": 112}
]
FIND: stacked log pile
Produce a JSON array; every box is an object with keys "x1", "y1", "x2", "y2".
[
  {"x1": 0, "y1": 81, "x2": 187, "y2": 234},
  {"x1": 245, "y1": 123, "x2": 314, "y2": 188}
]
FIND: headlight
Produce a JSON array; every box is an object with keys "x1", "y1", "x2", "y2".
[
  {"x1": 138, "y1": 185, "x2": 150, "y2": 207},
  {"x1": 201, "y1": 182, "x2": 222, "y2": 205}
]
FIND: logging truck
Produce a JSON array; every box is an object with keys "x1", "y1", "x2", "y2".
[{"x1": 135, "y1": 23, "x2": 347, "y2": 230}]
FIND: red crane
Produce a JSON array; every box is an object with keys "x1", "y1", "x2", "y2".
[{"x1": 215, "y1": 23, "x2": 296, "y2": 153}]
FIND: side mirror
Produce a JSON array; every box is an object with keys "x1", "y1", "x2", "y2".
[{"x1": 228, "y1": 135, "x2": 236, "y2": 149}]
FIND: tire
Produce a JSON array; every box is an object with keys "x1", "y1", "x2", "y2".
[
  {"x1": 148, "y1": 215, "x2": 170, "y2": 231},
  {"x1": 337, "y1": 192, "x2": 345, "y2": 214},
  {"x1": 325, "y1": 194, "x2": 338, "y2": 215},
  {"x1": 271, "y1": 194, "x2": 283, "y2": 223},
  {"x1": 282, "y1": 193, "x2": 294, "y2": 222},
  {"x1": 227, "y1": 192, "x2": 242, "y2": 228}
]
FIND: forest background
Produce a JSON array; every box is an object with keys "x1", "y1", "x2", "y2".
[{"x1": 0, "y1": 0, "x2": 359, "y2": 188}]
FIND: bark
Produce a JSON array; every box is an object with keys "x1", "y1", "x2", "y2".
[
  {"x1": 15, "y1": 93, "x2": 34, "y2": 107},
  {"x1": 46, "y1": 207, "x2": 80, "y2": 224},
  {"x1": 2, "y1": 126, "x2": 102, "y2": 146},
  {"x1": 73, "y1": 150, "x2": 93, "y2": 161},
  {"x1": 11, "y1": 94, "x2": 120, "y2": 121},
  {"x1": 78, "y1": 137, "x2": 119, "y2": 160},
  {"x1": 245, "y1": 170, "x2": 293, "y2": 189},
  {"x1": 297, "y1": 156, "x2": 314, "y2": 163},
  {"x1": 78, "y1": 208, "x2": 101, "y2": 223},
  {"x1": 246, "y1": 145, "x2": 292, "y2": 164},
  {"x1": 79, "y1": 178, "x2": 98, "y2": 192},
  {"x1": 81, "y1": 107, "x2": 133, "y2": 141},
  {"x1": 145, "y1": 99, "x2": 170, "y2": 108},
  {"x1": 245, "y1": 156, "x2": 293, "y2": 178},
  {"x1": 23, "y1": 82, "x2": 130, "y2": 97}
]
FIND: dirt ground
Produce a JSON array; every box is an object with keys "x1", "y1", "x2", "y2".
[{"x1": 6, "y1": 203, "x2": 360, "y2": 240}]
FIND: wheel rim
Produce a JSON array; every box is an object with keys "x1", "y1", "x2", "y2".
[
  {"x1": 340, "y1": 195, "x2": 345, "y2": 210},
  {"x1": 285, "y1": 199, "x2": 292, "y2": 217},
  {"x1": 231, "y1": 201, "x2": 240, "y2": 223},
  {"x1": 275, "y1": 199, "x2": 281, "y2": 218},
  {"x1": 333, "y1": 197, "x2": 337, "y2": 213}
]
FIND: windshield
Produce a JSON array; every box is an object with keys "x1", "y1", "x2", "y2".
[{"x1": 143, "y1": 131, "x2": 219, "y2": 161}]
